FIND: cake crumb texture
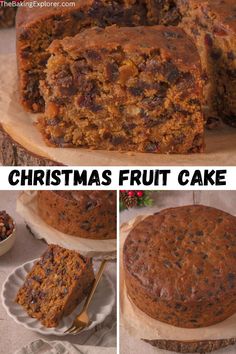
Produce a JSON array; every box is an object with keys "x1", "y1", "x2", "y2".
[{"x1": 39, "y1": 25, "x2": 204, "y2": 154}]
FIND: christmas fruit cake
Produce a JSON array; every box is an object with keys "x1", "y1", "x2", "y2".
[
  {"x1": 123, "y1": 205, "x2": 236, "y2": 328},
  {"x1": 38, "y1": 25, "x2": 204, "y2": 154},
  {"x1": 177, "y1": 0, "x2": 236, "y2": 128},
  {"x1": 16, "y1": 244, "x2": 95, "y2": 328},
  {"x1": 0, "y1": 8, "x2": 17, "y2": 28},
  {"x1": 37, "y1": 190, "x2": 116, "y2": 239},
  {"x1": 16, "y1": 0, "x2": 180, "y2": 113}
]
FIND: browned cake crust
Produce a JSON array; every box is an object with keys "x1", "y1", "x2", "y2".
[
  {"x1": 16, "y1": 0, "x2": 180, "y2": 113},
  {"x1": 177, "y1": 0, "x2": 236, "y2": 128},
  {"x1": 0, "y1": 8, "x2": 16, "y2": 28},
  {"x1": 123, "y1": 205, "x2": 236, "y2": 328},
  {"x1": 37, "y1": 190, "x2": 116, "y2": 239},
  {"x1": 38, "y1": 25, "x2": 204, "y2": 153},
  {"x1": 16, "y1": 244, "x2": 95, "y2": 328}
]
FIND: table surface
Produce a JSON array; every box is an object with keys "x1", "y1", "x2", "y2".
[
  {"x1": 0, "y1": 191, "x2": 117, "y2": 354},
  {"x1": 120, "y1": 191, "x2": 236, "y2": 354}
]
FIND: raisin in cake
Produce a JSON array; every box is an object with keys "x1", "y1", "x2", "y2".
[
  {"x1": 38, "y1": 25, "x2": 204, "y2": 153},
  {"x1": 37, "y1": 191, "x2": 116, "y2": 239},
  {"x1": 0, "y1": 8, "x2": 16, "y2": 28},
  {"x1": 177, "y1": 0, "x2": 236, "y2": 127},
  {"x1": 123, "y1": 205, "x2": 236, "y2": 328},
  {"x1": 16, "y1": 0, "x2": 180, "y2": 113},
  {"x1": 16, "y1": 244, "x2": 95, "y2": 327}
]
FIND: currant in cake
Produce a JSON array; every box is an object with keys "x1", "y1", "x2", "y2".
[
  {"x1": 16, "y1": 244, "x2": 95, "y2": 328},
  {"x1": 38, "y1": 25, "x2": 204, "y2": 153},
  {"x1": 123, "y1": 205, "x2": 236, "y2": 328},
  {"x1": 37, "y1": 190, "x2": 116, "y2": 239}
]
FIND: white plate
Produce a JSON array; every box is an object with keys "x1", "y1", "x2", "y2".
[{"x1": 1, "y1": 259, "x2": 115, "y2": 336}]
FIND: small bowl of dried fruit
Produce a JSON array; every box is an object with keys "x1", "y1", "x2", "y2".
[{"x1": 0, "y1": 211, "x2": 16, "y2": 256}]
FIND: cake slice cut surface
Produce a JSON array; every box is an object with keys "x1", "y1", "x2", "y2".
[
  {"x1": 178, "y1": 0, "x2": 236, "y2": 127},
  {"x1": 39, "y1": 25, "x2": 204, "y2": 154},
  {"x1": 16, "y1": 0, "x2": 181, "y2": 113}
]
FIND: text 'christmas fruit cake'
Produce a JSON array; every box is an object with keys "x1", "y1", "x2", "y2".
[
  {"x1": 123, "y1": 205, "x2": 236, "y2": 328},
  {"x1": 16, "y1": 0, "x2": 180, "y2": 113},
  {"x1": 38, "y1": 25, "x2": 204, "y2": 154},
  {"x1": 16, "y1": 244, "x2": 95, "y2": 328},
  {"x1": 177, "y1": 0, "x2": 236, "y2": 128},
  {"x1": 37, "y1": 190, "x2": 116, "y2": 239}
]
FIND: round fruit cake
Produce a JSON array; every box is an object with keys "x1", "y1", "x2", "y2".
[
  {"x1": 123, "y1": 205, "x2": 236, "y2": 328},
  {"x1": 37, "y1": 190, "x2": 116, "y2": 239}
]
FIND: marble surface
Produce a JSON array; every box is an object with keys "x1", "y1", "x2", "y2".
[
  {"x1": 0, "y1": 191, "x2": 116, "y2": 354},
  {"x1": 120, "y1": 191, "x2": 236, "y2": 354}
]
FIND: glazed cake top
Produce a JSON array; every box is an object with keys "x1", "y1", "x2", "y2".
[
  {"x1": 49, "y1": 25, "x2": 201, "y2": 73},
  {"x1": 44, "y1": 190, "x2": 116, "y2": 208},
  {"x1": 123, "y1": 205, "x2": 236, "y2": 302}
]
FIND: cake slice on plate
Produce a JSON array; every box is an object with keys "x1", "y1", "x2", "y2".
[{"x1": 16, "y1": 244, "x2": 95, "y2": 328}]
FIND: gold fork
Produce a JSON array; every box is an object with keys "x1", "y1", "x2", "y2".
[{"x1": 65, "y1": 259, "x2": 107, "y2": 335}]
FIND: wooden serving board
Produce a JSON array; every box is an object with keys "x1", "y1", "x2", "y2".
[
  {"x1": 0, "y1": 124, "x2": 57, "y2": 166},
  {"x1": 143, "y1": 338, "x2": 236, "y2": 353},
  {"x1": 1, "y1": 54, "x2": 236, "y2": 166}
]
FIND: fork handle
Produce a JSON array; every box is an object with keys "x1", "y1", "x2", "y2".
[{"x1": 83, "y1": 259, "x2": 107, "y2": 311}]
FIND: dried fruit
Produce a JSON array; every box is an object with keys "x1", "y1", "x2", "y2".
[
  {"x1": 0, "y1": 211, "x2": 14, "y2": 242},
  {"x1": 204, "y1": 34, "x2": 213, "y2": 47}
]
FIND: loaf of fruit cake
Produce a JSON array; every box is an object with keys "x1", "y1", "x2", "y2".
[
  {"x1": 177, "y1": 0, "x2": 236, "y2": 128},
  {"x1": 16, "y1": 0, "x2": 180, "y2": 113},
  {"x1": 0, "y1": 8, "x2": 17, "y2": 28},
  {"x1": 38, "y1": 25, "x2": 204, "y2": 154},
  {"x1": 123, "y1": 205, "x2": 236, "y2": 328},
  {"x1": 16, "y1": 244, "x2": 95, "y2": 327},
  {"x1": 37, "y1": 190, "x2": 116, "y2": 239}
]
